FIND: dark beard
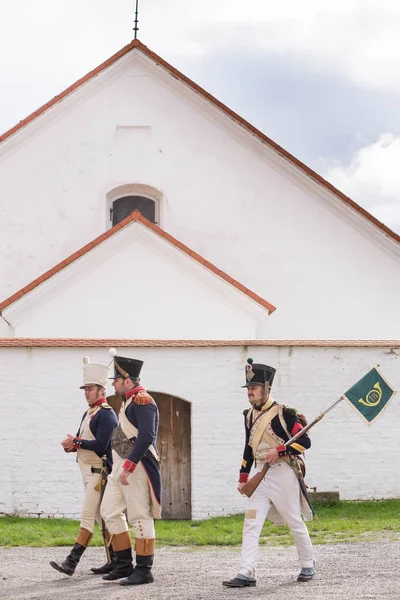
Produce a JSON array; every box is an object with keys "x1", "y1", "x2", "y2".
[{"x1": 250, "y1": 399, "x2": 265, "y2": 410}]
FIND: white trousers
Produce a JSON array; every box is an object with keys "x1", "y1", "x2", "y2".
[
  {"x1": 100, "y1": 451, "x2": 155, "y2": 539},
  {"x1": 239, "y1": 461, "x2": 314, "y2": 578},
  {"x1": 78, "y1": 462, "x2": 102, "y2": 533}
]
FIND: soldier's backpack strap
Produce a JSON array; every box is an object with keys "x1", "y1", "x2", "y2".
[
  {"x1": 278, "y1": 405, "x2": 307, "y2": 477},
  {"x1": 101, "y1": 403, "x2": 113, "y2": 410},
  {"x1": 244, "y1": 407, "x2": 254, "y2": 429},
  {"x1": 278, "y1": 405, "x2": 291, "y2": 438}
]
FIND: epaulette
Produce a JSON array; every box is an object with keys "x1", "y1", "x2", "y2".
[
  {"x1": 283, "y1": 405, "x2": 298, "y2": 417},
  {"x1": 134, "y1": 391, "x2": 153, "y2": 405},
  {"x1": 101, "y1": 404, "x2": 113, "y2": 410},
  {"x1": 243, "y1": 408, "x2": 250, "y2": 417}
]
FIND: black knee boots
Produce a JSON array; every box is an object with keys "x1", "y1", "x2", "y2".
[
  {"x1": 120, "y1": 554, "x2": 154, "y2": 586},
  {"x1": 91, "y1": 546, "x2": 118, "y2": 574},
  {"x1": 50, "y1": 543, "x2": 86, "y2": 576},
  {"x1": 102, "y1": 547, "x2": 134, "y2": 580}
]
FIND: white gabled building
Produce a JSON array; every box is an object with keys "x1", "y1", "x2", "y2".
[{"x1": 0, "y1": 40, "x2": 399, "y2": 519}]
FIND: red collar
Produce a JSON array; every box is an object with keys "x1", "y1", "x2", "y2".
[
  {"x1": 126, "y1": 386, "x2": 145, "y2": 400},
  {"x1": 89, "y1": 398, "x2": 107, "y2": 408}
]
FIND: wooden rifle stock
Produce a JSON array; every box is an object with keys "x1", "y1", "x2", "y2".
[{"x1": 241, "y1": 462, "x2": 270, "y2": 498}]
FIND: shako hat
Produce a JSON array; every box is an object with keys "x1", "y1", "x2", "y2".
[
  {"x1": 108, "y1": 348, "x2": 143, "y2": 381},
  {"x1": 80, "y1": 356, "x2": 110, "y2": 389},
  {"x1": 242, "y1": 358, "x2": 276, "y2": 388}
]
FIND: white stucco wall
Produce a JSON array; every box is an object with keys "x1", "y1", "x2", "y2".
[
  {"x1": 1, "y1": 220, "x2": 269, "y2": 339},
  {"x1": 0, "y1": 344, "x2": 398, "y2": 520},
  {"x1": 0, "y1": 50, "x2": 399, "y2": 339}
]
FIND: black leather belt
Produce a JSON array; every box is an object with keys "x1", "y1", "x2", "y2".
[{"x1": 91, "y1": 467, "x2": 102, "y2": 474}]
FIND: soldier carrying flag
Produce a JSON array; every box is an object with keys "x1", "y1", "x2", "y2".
[
  {"x1": 223, "y1": 360, "x2": 397, "y2": 589},
  {"x1": 223, "y1": 358, "x2": 315, "y2": 588}
]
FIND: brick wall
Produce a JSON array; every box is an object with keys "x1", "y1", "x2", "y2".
[{"x1": 0, "y1": 344, "x2": 398, "y2": 520}]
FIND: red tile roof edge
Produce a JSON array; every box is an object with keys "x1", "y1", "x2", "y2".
[
  {"x1": 1, "y1": 39, "x2": 399, "y2": 246},
  {"x1": 0, "y1": 40, "x2": 140, "y2": 144},
  {"x1": 0, "y1": 338, "x2": 398, "y2": 348},
  {"x1": 0, "y1": 210, "x2": 276, "y2": 314}
]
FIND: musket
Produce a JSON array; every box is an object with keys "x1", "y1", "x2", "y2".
[
  {"x1": 99, "y1": 457, "x2": 111, "y2": 563},
  {"x1": 240, "y1": 461, "x2": 270, "y2": 497},
  {"x1": 241, "y1": 396, "x2": 344, "y2": 498},
  {"x1": 288, "y1": 455, "x2": 318, "y2": 520},
  {"x1": 159, "y1": 441, "x2": 166, "y2": 472}
]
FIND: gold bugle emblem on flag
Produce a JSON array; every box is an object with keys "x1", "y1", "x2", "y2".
[
  {"x1": 359, "y1": 382, "x2": 382, "y2": 407},
  {"x1": 344, "y1": 366, "x2": 396, "y2": 425}
]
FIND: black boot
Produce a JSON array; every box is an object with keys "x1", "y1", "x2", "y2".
[
  {"x1": 120, "y1": 555, "x2": 154, "y2": 586},
  {"x1": 222, "y1": 576, "x2": 257, "y2": 587},
  {"x1": 102, "y1": 548, "x2": 134, "y2": 581},
  {"x1": 50, "y1": 543, "x2": 86, "y2": 576},
  {"x1": 91, "y1": 547, "x2": 118, "y2": 574}
]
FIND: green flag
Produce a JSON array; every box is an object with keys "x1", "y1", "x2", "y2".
[{"x1": 343, "y1": 367, "x2": 397, "y2": 425}]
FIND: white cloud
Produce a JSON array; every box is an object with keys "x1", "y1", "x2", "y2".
[
  {"x1": 1, "y1": 1, "x2": 400, "y2": 118},
  {"x1": 326, "y1": 134, "x2": 400, "y2": 234},
  {"x1": 142, "y1": 0, "x2": 400, "y2": 92},
  {"x1": 1, "y1": 0, "x2": 400, "y2": 137},
  {"x1": 1, "y1": 1, "x2": 400, "y2": 237}
]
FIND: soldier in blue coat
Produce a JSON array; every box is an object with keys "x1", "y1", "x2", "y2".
[
  {"x1": 100, "y1": 350, "x2": 162, "y2": 586},
  {"x1": 50, "y1": 356, "x2": 118, "y2": 576}
]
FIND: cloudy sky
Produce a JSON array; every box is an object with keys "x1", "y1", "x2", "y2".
[{"x1": 1, "y1": 0, "x2": 400, "y2": 234}]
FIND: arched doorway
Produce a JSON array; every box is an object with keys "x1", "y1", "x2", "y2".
[
  {"x1": 106, "y1": 392, "x2": 192, "y2": 520},
  {"x1": 152, "y1": 392, "x2": 191, "y2": 520}
]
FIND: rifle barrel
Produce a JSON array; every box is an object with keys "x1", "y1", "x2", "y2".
[{"x1": 285, "y1": 396, "x2": 344, "y2": 446}]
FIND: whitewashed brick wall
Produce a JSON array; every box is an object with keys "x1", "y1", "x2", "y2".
[{"x1": 0, "y1": 344, "x2": 399, "y2": 520}]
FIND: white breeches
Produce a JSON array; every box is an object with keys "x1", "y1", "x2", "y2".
[
  {"x1": 78, "y1": 462, "x2": 102, "y2": 533},
  {"x1": 100, "y1": 451, "x2": 155, "y2": 539},
  {"x1": 239, "y1": 461, "x2": 314, "y2": 578}
]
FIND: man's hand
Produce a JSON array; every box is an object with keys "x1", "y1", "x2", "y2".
[
  {"x1": 120, "y1": 469, "x2": 131, "y2": 486},
  {"x1": 61, "y1": 434, "x2": 75, "y2": 451},
  {"x1": 265, "y1": 448, "x2": 279, "y2": 465},
  {"x1": 237, "y1": 482, "x2": 247, "y2": 495}
]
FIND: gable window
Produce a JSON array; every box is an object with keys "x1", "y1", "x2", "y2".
[{"x1": 110, "y1": 195, "x2": 156, "y2": 226}]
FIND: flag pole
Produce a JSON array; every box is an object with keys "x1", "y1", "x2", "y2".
[
  {"x1": 285, "y1": 396, "x2": 345, "y2": 447},
  {"x1": 242, "y1": 366, "x2": 396, "y2": 499}
]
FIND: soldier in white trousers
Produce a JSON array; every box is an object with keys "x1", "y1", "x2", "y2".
[
  {"x1": 100, "y1": 351, "x2": 162, "y2": 586},
  {"x1": 50, "y1": 356, "x2": 118, "y2": 576},
  {"x1": 223, "y1": 358, "x2": 315, "y2": 588}
]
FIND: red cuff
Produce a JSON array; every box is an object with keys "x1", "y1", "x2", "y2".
[
  {"x1": 277, "y1": 444, "x2": 289, "y2": 456},
  {"x1": 239, "y1": 473, "x2": 249, "y2": 483},
  {"x1": 123, "y1": 460, "x2": 137, "y2": 473},
  {"x1": 72, "y1": 437, "x2": 83, "y2": 449}
]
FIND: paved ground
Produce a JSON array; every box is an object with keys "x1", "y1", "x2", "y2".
[{"x1": 0, "y1": 542, "x2": 398, "y2": 600}]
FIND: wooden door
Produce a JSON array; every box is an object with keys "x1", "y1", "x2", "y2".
[
  {"x1": 107, "y1": 391, "x2": 192, "y2": 519},
  {"x1": 151, "y1": 392, "x2": 191, "y2": 520},
  {"x1": 106, "y1": 394, "x2": 123, "y2": 417}
]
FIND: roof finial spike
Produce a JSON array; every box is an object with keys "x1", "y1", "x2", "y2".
[{"x1": 133, "y1": 0, "x2": 139, "y2": 40}]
